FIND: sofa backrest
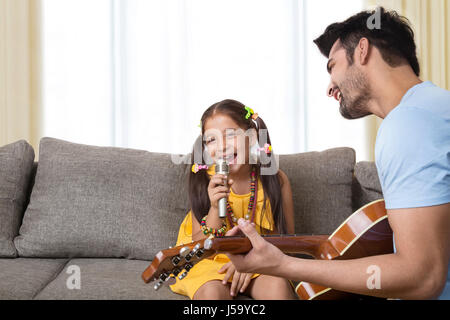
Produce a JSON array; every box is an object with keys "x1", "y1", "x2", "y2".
[{"x1": 14, "y1": 137, "x2": 383, "y2": 260}]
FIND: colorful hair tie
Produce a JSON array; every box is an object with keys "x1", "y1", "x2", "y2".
[
  {"x1": 256, "y1": 143, "x2": 272, "y2": 154},
  {"x1": 191, "y1": 163, "x2": 209, "y2": 173},
  {"x1": 244, "y1": 106, "x2": 254, "y2": 120}
]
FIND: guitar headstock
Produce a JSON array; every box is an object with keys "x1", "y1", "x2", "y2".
[{"x1": 142, "y1": 237, "x2": 216, "y2": 290}]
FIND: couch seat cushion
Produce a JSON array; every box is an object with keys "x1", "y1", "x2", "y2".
[
  {"x1": 0, "y1": 258, "x2": 68, "y2": 299},
  {"x1": 34, "y1": 258, "x2": 188, "y2": 300}
]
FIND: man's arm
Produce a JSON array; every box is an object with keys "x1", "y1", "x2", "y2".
[{"x1": 227, "y1": 203, "x2": 450, "y2": 299}]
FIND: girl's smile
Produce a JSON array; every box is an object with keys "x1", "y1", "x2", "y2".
[{"x1": 203, "y1": 114, "x2": 255, "y2": 174}]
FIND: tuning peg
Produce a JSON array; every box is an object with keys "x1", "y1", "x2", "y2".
[
  {"x1": 192, "y1": 243, "x2": 201, "y2": 253},
  {"x1": 178, "y1": 263, "x2": 194, "y2": 280},
  {"x1": 166, "y1": 276, "x2": 177, "y2": 285},
  {"x1": 179, "y1": 246, "x2": 190, "y2": 257},
  {"x1": 171, "y1": 255, "x2": 181, "y2": 266},
  {"x1": 171, "y1": 267, "x2": 181, "y2": 277},
  {"x1": 178, "y1": 271, "x2": 188, "y2": 280},
  {"x1": 195, "y1": 248, "x2": 205, "y2": 258},
  {"x1": 153, "y1": 279, "x2": 164, "y2": 291},
  {"x1": 204, "y1": 239, "x2": 212, "y2": 250}
]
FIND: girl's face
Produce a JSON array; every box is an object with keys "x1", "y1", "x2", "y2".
[{"x1": 203, "y1": 114, "x2": 254, "y2": 174}]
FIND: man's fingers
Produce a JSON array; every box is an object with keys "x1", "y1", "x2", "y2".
[
  {"x1": 226, "y1": 252, "x2": 245, "y2": 269},
  {"x1": 225, "y1": 226, "x2": 240, "y2": 237},
  {"x1": 237, "y1": 219, "x2": 265, "y2": 248}
]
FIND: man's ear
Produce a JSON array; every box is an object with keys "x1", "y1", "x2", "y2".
[{"x1": 357, "y1": 37, "x2": 370, "y2": 65}]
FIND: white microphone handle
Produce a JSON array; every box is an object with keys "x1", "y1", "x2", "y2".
[{"x1": 215, "y1": 160, "x2": 229, "y2": 219}]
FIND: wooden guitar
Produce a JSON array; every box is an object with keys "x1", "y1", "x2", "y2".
[{"x1": 142, "y1": 199, "x2": 393, "y2": 300}]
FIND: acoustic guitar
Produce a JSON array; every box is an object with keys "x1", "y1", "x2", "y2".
[{"x1": 142, "y1": 199, "x2": 393, "y2": 300}]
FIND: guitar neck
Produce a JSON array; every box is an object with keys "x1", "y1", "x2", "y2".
[{"x1": 206, "y1": 234, "x2": 332, "y2": 258}]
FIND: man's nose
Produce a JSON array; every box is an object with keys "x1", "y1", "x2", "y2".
[{"x1": 327, "y1": 83, "x2": 334, "y2": 97}]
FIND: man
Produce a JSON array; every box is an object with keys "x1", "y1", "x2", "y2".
[{"x1": 226, "y1": 7, "x2": 450, "y2": 300}]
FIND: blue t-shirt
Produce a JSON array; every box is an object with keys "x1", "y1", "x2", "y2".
[{"x1": 375, "y1": 81, "x2": 450, "y2": 300}]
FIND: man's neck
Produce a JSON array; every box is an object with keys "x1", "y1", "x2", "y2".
[{"x1": 368, "y1": 67, "x2": 422, "y2": 119}]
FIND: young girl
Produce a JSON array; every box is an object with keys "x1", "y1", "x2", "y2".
[{"x1": 170, "y1": 99, "x2": 297, "y2": 300}]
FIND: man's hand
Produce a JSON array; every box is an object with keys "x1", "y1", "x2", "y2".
[{"x1": 225, "y1": 219, "x2": 287, "y2": 275}]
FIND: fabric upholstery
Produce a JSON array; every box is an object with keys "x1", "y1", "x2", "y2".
[
  {"x1": 15, "y1": 137, "x2": 190, "y2": 260},
  {"x1": 278, "y1": 148, "x2": 355, "y2": 235},
  {"x1": 34, "y1": 258, "x2": 188, "y2": 300},
  {"x1": 0, "y1": 258, "x2": 68, "y2": 299},
  {"x1": 352, "y1": 161, "x2": 383, "y2": 211},
  {"x1": 0, "y1": 140, "x2": 35, "y2": 257}
]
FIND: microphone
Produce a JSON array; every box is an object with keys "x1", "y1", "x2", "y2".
[{"x1": 215, "y1": 159, "x2": 229, "y2": 219}]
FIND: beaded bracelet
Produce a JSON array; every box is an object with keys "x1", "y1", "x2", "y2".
[{"x1": 200, "y1": 215, "x2": 227, "y2": 237}]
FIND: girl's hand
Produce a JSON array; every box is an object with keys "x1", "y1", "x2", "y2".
[
  {"x1": 218, "y1": 261, "x2": 253, "y2": 297},
  {"x1": 208, "y1": 174, "x2": 234, "y2": 210}
]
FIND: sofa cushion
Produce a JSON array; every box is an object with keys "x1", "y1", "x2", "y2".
[
  {"x1": 0, "y1": 258, "x2": 68, "y2": 299},
  {"x1": 15, "y1": 137, "x2": 190, "y2": 260},
  {"x1": 352, "y1": 161, "x2": 383, "y2": 211},
  {"x1": 33, "y1": 258, "x2": 188, "y2": 300},
  {"x1": 279, "y1": 148, "x2": 355, "y2": 235},
  {"x1": 0, "y1": 140, "x2": 35, "y2": 257}
]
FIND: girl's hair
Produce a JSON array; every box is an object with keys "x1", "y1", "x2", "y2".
[{"x1": 188, "y1": 99, "x2": 287, "y2": 234}]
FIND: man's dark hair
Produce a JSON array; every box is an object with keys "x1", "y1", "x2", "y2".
[{"x1": 314, "y1": 7, "x2": 420, "y2": 76}]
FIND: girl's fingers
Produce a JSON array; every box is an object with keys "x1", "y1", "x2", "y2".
[
  {"x1": 237, "y1": 273, "x2": 247, "y2": 294},
  {"x1": 212, "y1": 186, "x2": 229, "y2": 194},
  {"x1": 230, "y1": 272, "x2": 241, "y2": 297},
  {"x1": 218, "y1": 262, "x2": 231, "y2": 274},
  {"x1": 210, "y1": 175, "x2": 228, "y2": 187},
  {"x1": 212, "y1": 192, "x2": 230, "y2": 203},
  {"x1": 222, "y1": 265, "x2": 235, "y2": 285},
  {"x1": 240, "y1": 274, "x2": 252, "y2": 293}
]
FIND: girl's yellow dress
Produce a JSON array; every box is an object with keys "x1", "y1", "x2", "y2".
[{"x1": 169, "y1": 165, "x2": 274, "y2": 299}]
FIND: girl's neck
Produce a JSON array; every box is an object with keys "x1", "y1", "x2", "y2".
[{"x1": 228, "y1": 165, "x2": 253, "y2": 183}]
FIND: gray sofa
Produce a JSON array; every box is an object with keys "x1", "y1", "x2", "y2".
[{"x1": 0, "y1": 137, "x2": 382, "y2": 300}]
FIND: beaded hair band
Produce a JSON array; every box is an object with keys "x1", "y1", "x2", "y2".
[
  {"x1": 245, "y1": 107, "x2": 273, "y2": 155},
  {"x1": 244, "y1": 106, "x2": 259, "y2": 121},
  {"x1": 256, "y1": 143, "x2": 273, "y2": 155},
  {"x1": 191, "y1": 164, "x2": 209, "y2": 173}
]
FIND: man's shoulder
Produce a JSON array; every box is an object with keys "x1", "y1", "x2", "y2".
[
  {"x1": 378, "y1": 105, "x2": 446, "y2": 147},
  {"x1": 398, "y1": 82, "x2": 450, "y2": 120},
  {"x1": 375, "y1": 86, "x2": 450, "y2": 166}
]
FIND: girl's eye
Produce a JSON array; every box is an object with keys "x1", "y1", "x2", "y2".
[
  {"x1": 226, "y1": 133, "x2": 236, "y2": 139},
  {"x1": 206, "y1": 138, "x2": 215, "y2": 144}
]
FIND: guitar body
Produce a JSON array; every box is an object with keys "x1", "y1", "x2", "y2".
[
  {"x1": 295, "y1": 199, "x2": 393, "y2": 300},
  {"x1": 142, "y1": 199, "x2": 393, "y2": 300}
]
